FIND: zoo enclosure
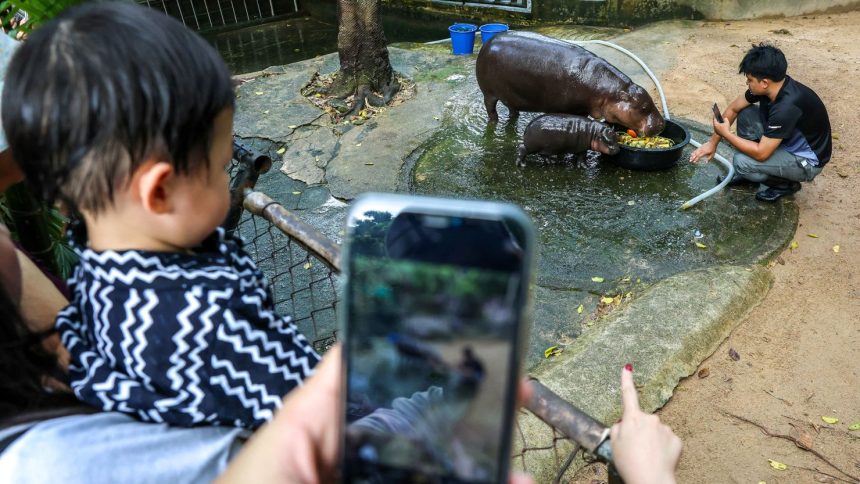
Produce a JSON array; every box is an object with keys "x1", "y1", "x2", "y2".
[{"x1": 227, "y1": 142, "x2": 618, "y2": 482}]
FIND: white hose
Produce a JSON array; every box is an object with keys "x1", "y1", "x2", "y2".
[{"x1": 567, "y1": 39, "x2": 734, "y2": 210}]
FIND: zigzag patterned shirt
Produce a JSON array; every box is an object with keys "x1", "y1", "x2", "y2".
[{"x1": 57, "y1": 228, "x2": 321, "y2": 429}]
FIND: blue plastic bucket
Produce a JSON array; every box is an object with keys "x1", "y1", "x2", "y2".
[
  {"x1": 479, "y1": 23, "x2": 509, "y2": 44},
  {"x1": 449, "y1": 23, "x2": 477, "y2": 55}
]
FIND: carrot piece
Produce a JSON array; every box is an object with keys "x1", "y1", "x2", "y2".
[{"x1": 627, "y1": 129, "x2": 637, "y2": 138}]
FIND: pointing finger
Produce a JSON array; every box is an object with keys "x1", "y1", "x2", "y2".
[{"x1": 620, "y1": 364, "x2": 640, "y2": 418}]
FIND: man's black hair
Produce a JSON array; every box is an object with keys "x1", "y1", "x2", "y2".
[
  {"x1": 1, "y1": 1, "x2": 235, "y2": 213},
  {"x1": 738, "y1": 43, "x2": 788, "y2": 82}
]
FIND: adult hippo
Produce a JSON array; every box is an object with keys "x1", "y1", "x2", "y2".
[{"x1": 476, "y1": 31, "x2": 665, "y2": 137}]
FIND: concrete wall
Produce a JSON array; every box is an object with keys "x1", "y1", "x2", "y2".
[
  {"x1": 680, "y1": 0, "x2": 860, "y2": 19},
  {"x1": 532, "y1": 0, "x2": 859, "y2": 23},
  {"x1": 301, "y1": 0, "x2": 859, "y2": 26}
]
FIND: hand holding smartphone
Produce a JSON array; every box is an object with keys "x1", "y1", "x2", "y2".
[
  {"x1": 339, "y1": 193, "x2": 535, "y2": 483},
  {"x1": 712, "y1": 103, "x2": 724, "y2": 123}
]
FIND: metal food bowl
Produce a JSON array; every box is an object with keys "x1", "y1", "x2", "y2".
[{"x1": 607, "y1": 119, "x2": 690, "y2": 171}]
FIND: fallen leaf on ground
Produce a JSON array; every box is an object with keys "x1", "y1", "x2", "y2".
[
  {"x1": 768, "y1": 459, "x2": 787, "y2": 470},
  {"x1": 807, "y1": 233, "x2": 819, "y2": 238},
  {"x1": 790, "y1": 240, "x2": 799, "y2": 250},
  {"x1": 848, "y1": 422, "x2": 860, "y2": 431},
  {"x1": 288, "y1": 125, "x2": 298, "y2": 129},
  {"x1": 292, "y1": 191, "x2": 301, "y2": 195},
  {"x1": 789, "y1": 424, "x2": 814, "y2": 450},
  {"x1": 544, "y1": 346, "x2": 562, "y2": 358},
  {"x1": 364, "y1": 162, "x2": 374, "y2": 166},
  {"x1": 303, "y1": 262, "x2": 312, "y2": 270},
  {"x1": 695, "y1": 242, "x2": 707, "y2": 249},
  {"x1": 600, "y1": 296, "x2": 614, "y2": 304},
  {"x1": 262, "y1": 110, "x2": 269, "y2": 114},
  {"x1": 577, "y1": 304, "x2": 584, "y2": 314},
  {"x1": 698, "y1": 367, "x2": 710, "y2": 378},
  {"x1": 621, "y1": 276, "x2": 631, "y2": 283},
  {"x1": 833, "y1": 245, "x2": 840, "y2": 253},
  {"x1": 728, "y1": 348, "x2": 740, "y2": 361},
  {"x1": 591, "y1": 276, "x2": 604, "y2": 283},
  {"x1": 356, "y1": 143, "x2": 362, "y2": 147},
  {"x1": 276, "y1": 147, "x2": 286, "y2": 155},
  {"x1": 821, "y1": 416, "x2": 838, "y2": 424},
  {"x1": 776, "y1": 256, "x2": 785, "y2": 265}
]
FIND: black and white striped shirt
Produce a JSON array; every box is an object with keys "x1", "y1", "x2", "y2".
[{"x1": 57, "y1": 228, "x2": 320, "y2": 429}]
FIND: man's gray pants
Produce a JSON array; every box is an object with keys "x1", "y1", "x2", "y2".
[{"x1": 733, "y1": 106, "x2": 822, "y2": 187}]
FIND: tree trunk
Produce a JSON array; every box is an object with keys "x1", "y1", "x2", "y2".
[{"x1": 332, "y1": 0, "x2": 400, "y2": 111}]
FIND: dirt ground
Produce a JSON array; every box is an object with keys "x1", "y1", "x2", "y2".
[{"x1": 574, "y1": 11, "x2": 860, "y2": 484}]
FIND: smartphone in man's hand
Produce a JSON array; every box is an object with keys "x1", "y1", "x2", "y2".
[
  {"x1": 339, "y1": 193, "x2": 535, "y2": 484},
  {"x1": 712, "y1": 103, "x2": 724, "y2": 123}
]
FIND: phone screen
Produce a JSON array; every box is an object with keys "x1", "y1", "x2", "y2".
[
  {"x1": 341, "y1": 197, "x2": 532, "y2": 483},
  {"x1": 713, "y1": 103, "x2": 724, "y2": 123}
]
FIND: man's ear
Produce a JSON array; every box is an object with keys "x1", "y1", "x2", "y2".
[{"x1": 134, "y1": 161, "x2": 175, "y2": 215}]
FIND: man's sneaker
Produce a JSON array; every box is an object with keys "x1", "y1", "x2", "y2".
[
  {"x1": 755, "y1": 181, "x2": 802, "y2": 202},
  {"x1": 716, "y1": 174, "x2": 758, "y2": 187}
]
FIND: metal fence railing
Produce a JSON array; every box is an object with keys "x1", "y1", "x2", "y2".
[
  {"x1": 139, "y1": 0, "x2": 300, "y2": 32},
  {"x1": 226, "y1": 142, "x2": 617, "y2": 482},
  {"x1": 432, "y1": 0, "x2": 532, "y2": 13}
]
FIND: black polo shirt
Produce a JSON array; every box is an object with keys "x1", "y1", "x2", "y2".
[{"x1": 745, "y1": 76, "x2": 832, "y2": 166}]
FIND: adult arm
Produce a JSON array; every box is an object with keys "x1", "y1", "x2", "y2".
[
  {"x1": 15, "y1": 249, "x2": 69, "y2": 368},
  {"x1": 215, "y1": 346, "x2": 341, "y2": 484},
  {"x1": 713, "y1": 125, "x2": 782, "y2": 162},
  {"x1": 218, "y1": 346, "x2": 534, "y2": 484},
  {"x1": 689, "y1": 93, "x2": 751, "y2": 163}
]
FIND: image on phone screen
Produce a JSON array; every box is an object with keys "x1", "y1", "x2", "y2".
[{"x1": 342, "y1": 197, "x2": 532, "y2": 483}]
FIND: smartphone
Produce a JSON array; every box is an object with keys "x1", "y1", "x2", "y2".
[
  {"x1": 339, "y1": 193, "x2": 535, "y2": 484},
  {"x1": 712, "y1": 103, "x2": 724, "y2": 123}
]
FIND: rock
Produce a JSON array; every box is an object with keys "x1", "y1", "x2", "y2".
[{"x1": 328, "y1": 98, "x2": 350, "y2": 114}]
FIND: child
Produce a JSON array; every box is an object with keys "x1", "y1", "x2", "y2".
[{"x1": 1, "y1": 2, "x2": 319, "y2": 429}]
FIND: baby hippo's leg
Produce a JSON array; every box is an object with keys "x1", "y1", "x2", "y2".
[{"x1": 516, "y1": 144, "x2": 529, "y2": 167}]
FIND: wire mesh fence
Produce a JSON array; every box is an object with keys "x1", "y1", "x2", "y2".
[
  {"x1": 227, "y1": 148, "x2": 608, "y2": 482},
  {"x1": 234, "y1": 209, "x2": 340, "y2": 354}
]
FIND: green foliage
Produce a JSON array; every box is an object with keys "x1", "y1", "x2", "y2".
[
  {"x1": 0, "y1": 191, "x2": 78, "y2": 279},
  {"x1": 0, "y1": 0, "x2": 82, "y2": 34}
]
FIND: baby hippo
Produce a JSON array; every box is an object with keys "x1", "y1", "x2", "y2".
[{"x1": 516, "y1": 114, "x2": 620, "y2": 167}]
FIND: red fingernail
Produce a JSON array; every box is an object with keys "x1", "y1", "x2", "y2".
[{"x1": 624, "y1": 363, "x2": 633, "y2": 372}]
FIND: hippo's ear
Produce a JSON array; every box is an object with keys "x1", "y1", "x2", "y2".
[{"x1": 602, "y1": 129, "x2": 617, "y2": 144}]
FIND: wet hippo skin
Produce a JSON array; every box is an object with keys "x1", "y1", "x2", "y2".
[
  {"x1": 516, "y1": 114, "x2": 620, "y2": 167},
  {"x1": 476, "y1": 31, "x2": 665, "y2": 137}
]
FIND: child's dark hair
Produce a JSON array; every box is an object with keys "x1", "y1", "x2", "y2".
[
  {"x1": 738, "y1": 43, "x2": 788, "y2": 82},
  {"x1": 1, "y1": 2, "x2": 234, "y2": 213}
]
